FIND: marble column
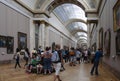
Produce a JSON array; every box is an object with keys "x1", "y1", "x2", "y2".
[
  {"x1": 39, "y1": 23, "x2": 42, "y2": 47},
  {"x1": 60, "y1": 36, "x2": 63, "y2": 49},
  {"x1": 39, "y1": 21, "x2": 45, "y2": 50},
  {"x1": 30, "y1": 20, "x2": 35, "y2": 54},
  {"x1": 87, "y1": 23, "x2": 90, "y2": 48},
  {"x1": 45, "y1": 25, "x2": 49, "y2": 47}
]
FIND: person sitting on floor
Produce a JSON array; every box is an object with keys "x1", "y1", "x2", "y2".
[
  {"x1": 36, "y1": 54, "x2": 43, "y2": 74},
  {"x1": 27, "y1": 55, "x2": 38, "y2": 73}
]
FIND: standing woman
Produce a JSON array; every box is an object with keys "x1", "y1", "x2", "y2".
[
  {"x1": 14, "y1": 48, "x2": 21, "y2": 69},
  {"x1": 42, "y1": 47, "x2": 52, "y2": 74}
]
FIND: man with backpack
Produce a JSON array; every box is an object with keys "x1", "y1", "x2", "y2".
[{"x1": 51, "y1": 46, "x2": 63, "y2": 81}]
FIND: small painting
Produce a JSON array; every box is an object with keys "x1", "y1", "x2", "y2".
[
  {"x1": 18, "y1": 32, "x2": 27, "y2": 50},
  {"x1": 99, "y1": 28, "x2": 103, "y2": 49},
  {"x1": 113, "y1": 1, "x2": 120, "y2": 31},
  {"x1": 116, "y1": 29, "x2": 120, "y2": 54},
  {"x1": 104, "y1": 29, "x2": 111, "y2": 55},
  {"x1": 7, "y1": 36, "x2": 14, "y2": 54},
  {"x1": 0, "y1": 35, "x2": 6, "y2": 47}
]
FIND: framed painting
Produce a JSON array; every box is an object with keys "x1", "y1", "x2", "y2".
[
  {"x1": 104, "y1": 29, "x2": 111, "y2": 55},
  {"x1": 18, "y1": 32, "x2": 27, "y2": 50},
  {"x1": 0, "y1": 35, "x2": 6, "y2": 47},
  {"x1": 52, "y1": 42, "x2": 55, "y2": 51},
  {"x1": 113, "y1": 0, "x2": 120, "y2": 31},
  {"x1": 7, "y1": 36, "x2": 14, "y2": 54},
  {"x1": 99, "y1": 28, "x2": 103, "y2": 49},
  {"x1": 116, "y1": 29, "x2": 120, "y2": 54},
  {"x1": 92, "y1": 43, "x2": 96, "y2": 52}
]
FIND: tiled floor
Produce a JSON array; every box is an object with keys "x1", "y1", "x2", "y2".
[{"x1": 0, "y1": 62, "x2": 119, "y2": 81}]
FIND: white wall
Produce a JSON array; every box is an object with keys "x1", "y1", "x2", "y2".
[
  {"x1": 90, "y1": 0, "x2": 120, "y2": 74},
  {"x1": 2, "y1": 0, "x2": 33, "y2": 17},
  {"x1": 100, "y1": 0, "x2": 120, "y2": 73},
  {"x1": 0, "y1": 2, "x2": 30, "y2": 61},
  {"x1": 48, "y1": 25, "x2": 76, "y2": 49}
]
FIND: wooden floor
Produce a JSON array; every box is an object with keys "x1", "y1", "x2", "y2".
[{"x1": 0, "y1": 62, "x2": 119, "y2": 81}]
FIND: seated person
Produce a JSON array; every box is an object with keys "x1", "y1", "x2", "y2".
[
  {"x1": 36, "y1": 54, "x2": 43, "y2": 74},
  {"x1": 27, "y1": 55, "x2": 38, "y2": 73},
  {"x1": 36, "y1": 63, "x2": 43, "y2": 74}
]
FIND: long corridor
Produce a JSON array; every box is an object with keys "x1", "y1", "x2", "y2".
[
  {"x1": 0, "y1": 0, "x2": 120, "y2": 81},
  {"x1": 0, "y1": 62, "x2": 119, "y2": 81}
]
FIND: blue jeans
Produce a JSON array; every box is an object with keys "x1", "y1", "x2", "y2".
[
  {"x1": 43, "y1": 58, "x2": 51, "y2": 70},
  {"x1": 90, "y1": 61, "x2": 99, "y2": 75}
]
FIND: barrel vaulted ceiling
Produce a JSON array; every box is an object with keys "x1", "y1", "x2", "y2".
[
  {"x1": 15, "y1": 0, "x2": 101, "y2": 13},
  {"x1": 15, "y1": 0, "x2": 102, "y2": 45}
]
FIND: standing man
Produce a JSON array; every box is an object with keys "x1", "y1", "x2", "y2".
[
  {"x1": 52, "y1": 45, "x2": 63, "y2": 81},
  {"x1": 90, "y1": 48, "x2": 103, "y2": 75}
]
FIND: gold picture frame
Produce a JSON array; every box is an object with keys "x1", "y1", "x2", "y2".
[
  {"x1": 7, "y1": 36, "x2": 14, "y2": 54},
  {"x1": 104, "y1": 29, "x2": 111, "y2": 55},
  {"x1": 99, "y1": 28, "x2": 103, "y2": 49},
  {"x1": 116, "y1": 30, "x2": 120, "y2": 54},
  {"x1": 0, "y1": 35, "x2": 7, "y2": 48},
  {"x1": 113, "y1": 0, "x2": 120, "y2": 31},
  {"x1": 18, "y1": 32, "x2": 27, "y2": 50}
]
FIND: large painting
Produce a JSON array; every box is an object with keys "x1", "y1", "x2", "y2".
[
  {"x1": 18, "y1": 32, "x2": 27, "y2": 50},
  {"x1": 7, "y1": 36, "x2": 14, "y2": 54},
  {"x1": 52, "y1": 42, "x2": 55, "y2": 51},
  {"x1": 0, "y1": 35, "x2": 6, "y2": 47},
  {"x1": 116, "y1": 29, "x2": 120, "y2": 54},
  {"x1": 104, "y1": 29, "x2": 111, "y2": 55},
  {"x1": 99, "y1": 28, "x2": 103, "y2": 49},
  {"x1": 113, "y1": 1, "x2": 120, "y2": 31},
  {"x1": 92, "y1": 43, "x2": 96, "y2": 52}
]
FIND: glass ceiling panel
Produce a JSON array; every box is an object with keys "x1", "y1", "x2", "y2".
[
  {"x1": 53, "y1": 3, "x2": 87, "y2": 23},
  {"x1": 84, "y1": 0, "x2": 97, "y2": 8},
  {"x1": 78, "y1": 40, "x2": 87, "y2": 43},
  {"x1": 75, "y1": 32, "x2": 87, "y2": 37},
  {"x1": 78, "y1": 37, "x2": 87, "y2": 40},
  {"x1": 66, "y1": 22, "x2": 87, "y2": 32}
]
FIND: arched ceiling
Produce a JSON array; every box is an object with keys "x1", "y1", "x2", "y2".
[
  {"x1": 78, "y1": 39, "x2": 87, "y2": 42},
  {"x1": 77, "y1": 40, "x2": 87, "y2": 46},
  {"x1": 71, "y1": 29, "x2": 87, "y2": 35},
  {"x1": 66, "y1": 22, "x2": 87, "y2": 32},
  {"x1": 52, "y1": 3, "x2": 88, "y2": 41},
  {"x1": 77, "y1": 36, "x2": 87, "y2": 42},
  {"x1": 64, "y1": 19, "x2": 86, "y2": 27},
  {"x1": 43, "y1": 0, "x2": 101, "y2": 13},
  {"x1": 15, "y1": 0, "x2": 101, "y2": 13},
  {"x1": 75, "y1": 32, "x2": 87, "y2": 38},
  {"x1": 77, "y1": 39, "x2": 87, "y2": 46},
  {"x1": 15, "y1": 0, "x2": 102, "y2": 44}
]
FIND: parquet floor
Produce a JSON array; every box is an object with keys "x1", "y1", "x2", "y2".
[{"x1": 0, "y1": 62, "x2": 119, "y2": 81}]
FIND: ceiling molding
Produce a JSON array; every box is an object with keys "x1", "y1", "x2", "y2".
[
  {"x1": 86, "y1": 0, "x2": 103, "y2": 14},
  {"x1": 14, "y1": 0, "x2": 103, "y2": 18},
  {"x1": 71, "y1": 29, "x2": 87, "y2": 35},
  {"x1": 87, "y1": 17, "x2": 98, "y2": 23},
  {"x1": 75, "y1": 34, "x2": 87, "y2": 38},
  {"x1": 14, "y1": 0, "x2": 50, "y2": 17},
  {"x1": 77, "y1": 37, "x2": 87, "y2": 41},
  {"x1": 46, "y1": 0, "x2": 86, "y2": 14},
  {"x1": 64, "y1": 18, "x2": 87, "y2": 27}
]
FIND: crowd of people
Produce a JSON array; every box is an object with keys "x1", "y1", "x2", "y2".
[{"x1": 13, "y1": 46, "x2": 103, "y2": 81}]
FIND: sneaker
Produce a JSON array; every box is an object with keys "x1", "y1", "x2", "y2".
[
  {"x1": 44, "y1": 72, "x2": 46, "y2": 75},
  {"x1": 90, "y1": 72, "x2": 93, "y2": 75}
]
